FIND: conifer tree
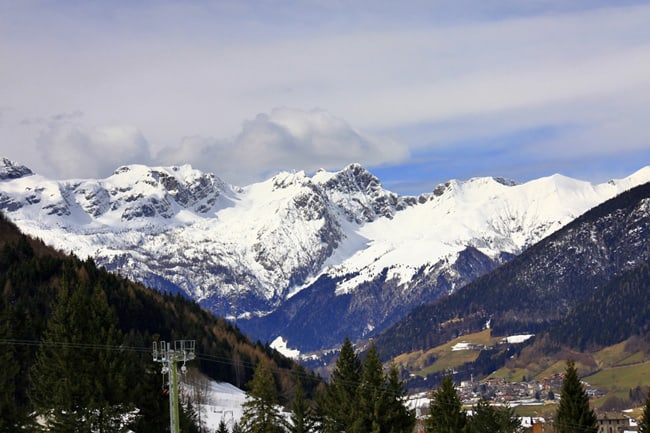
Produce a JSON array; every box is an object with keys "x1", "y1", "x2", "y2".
[
  {"x1": 241, "y1": 362, "x2": 285, "y2": 433},
  {"x1": 85, "y1": 284, "x2": 134, "y2": 432},
  {"x1": 354, "y1": 343, "x2": 386, "y2": 433},
  {"x1": 425, "y1": 374, "x2": 466, "y2": 433},
  {"x1": 217, "y1": 418, "x2": 230, "y2": 433},
  {"x1": 322, "y1": 337, "x2": 362, "y2": 433},
  {"x1": 384, "y1": 363, "x2": 415, "y2": 433},
  {"x1": 30, "y1": 278, "x2": 132, "y2": 432},
  {"x1": 555, "y1": 359, "x2": 597, "y2": 433},
  {"x1": 639, "y1": 389, "x2": 650, "y2": 433},
  {"x1": 466, "y1": 397, "x2": 520, "y2": 433},
  {"x1": 288, "y1": 380, "x2": 316, "y2": 433},
  {"x1": 30, "y1": 279, "x2": 84, "y2": 432},
  {"x1": 0, "y1": 298, "x2": 24, "y2": 431}
]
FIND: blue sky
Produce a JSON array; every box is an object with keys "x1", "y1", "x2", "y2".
[{"x1": 1, "y1": 0, "x2": 649, "y2": 195}]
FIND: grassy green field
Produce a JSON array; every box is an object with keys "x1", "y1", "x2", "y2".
[
  {"x1": 584, "y1": 361, "x2": 650, "y2": 393},
  {"x1": 394, "y1": 329, "x2": 499, "y2": 376}
]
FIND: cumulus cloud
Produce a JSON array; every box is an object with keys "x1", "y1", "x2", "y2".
[
  {"x1": 156, "y1": 108, "x2": 409, "y2": 185},
  {"x1": 36, "y1": 118, "x2": 152, "y2": 179}
]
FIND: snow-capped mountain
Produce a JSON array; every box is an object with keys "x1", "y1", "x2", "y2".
[{"x1": 1, "y1": 156, "x2": 648, "y2": 352}]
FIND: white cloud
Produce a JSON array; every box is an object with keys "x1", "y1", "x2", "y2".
[
  {"x1": 156, "y1": 108, "x2": 409, "y2": 184},
  {"x1": 36, "y1": 120, "x2": 152, "y2": 179}
]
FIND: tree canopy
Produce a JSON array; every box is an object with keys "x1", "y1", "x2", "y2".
[
  {"x1": 555, "y1": 360, "x2": 597, "y2": 433},
  {"x1": 425, "y1": 374, "x2": 467, "y2": 433}
]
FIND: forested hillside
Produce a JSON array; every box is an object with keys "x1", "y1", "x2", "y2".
[
  {"x1": 0, "y1": 213, "x2": 319, "y2": 431},
  {"x1": 548, "y1": 258, "x2": 650, "y2": 350}
]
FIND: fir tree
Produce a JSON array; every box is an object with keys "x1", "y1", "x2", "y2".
[
  {"x1": 425, "y1": 374, "x2": 466, "y2": 433},
  {"x1": 466, "y1": 397, "x2": 520, "y2": 433},
  {"x1": 30, "y1": 278, "x2": 132, "y2": 432},
  {"x1": 217, "y1": 418, "x2": 230, "y2": 433},
  {"x1": 0, "y1": 297, "x2": 24, "y2": 431},
  {"x1": 555, "y1": 360, "x2": 597, "y2": 433},
  {"x1": 241, "y1": 362, "x2": 285, "y2": 433},
  {"x1": 321, "y1": 337, "x2": 362, "y2": 433},
  {"x1": 639, "y1": 389, "x2": 650, "y2": 433},
  {"x1": 288, "y1": 380, "x2": 316, "y2": 433},
  {"x1": 354, "y1": 344, "x2": 386, "y2": 433},
  {"x1": 30, "y1": 279, "x2": 85, "y2": 433},
  {"x1": 384, "y1": 363, "x2": 415, "y2": 433}
]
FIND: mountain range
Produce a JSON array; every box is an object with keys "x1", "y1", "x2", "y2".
[
  {"x1": 1, "y1": 156, "x2": 649, "y2": 355},
  {"x1": 376, "y1": 180, "x2": 650, "y2": 358}
]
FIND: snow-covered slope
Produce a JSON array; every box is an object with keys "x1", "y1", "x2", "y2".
[
  {"x1": 1, "y1": 157, "x2": 648, "y2": 351},
  {"x1": 323, "y1": 172, "x2": 643, "y2": 295}
]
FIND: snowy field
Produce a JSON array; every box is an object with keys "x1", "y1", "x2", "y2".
[{"x1": 191, "y1": 381, "x2": 247, "y2": 431}]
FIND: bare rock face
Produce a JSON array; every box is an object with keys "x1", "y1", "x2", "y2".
[{"x1": 0, "y1": 158, "x2": 33, "y2": 180}]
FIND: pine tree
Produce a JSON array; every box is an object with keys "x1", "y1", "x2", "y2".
[
  {"x1": 241, "y1": 362, "x2": 285, "y2": 433},
  {"x1": 384, "y1": 363, "x2": 415, "y2": 433},
  {"x1": 0, "y1": 297, "x2": 24, "y2": 431},
  {"x1": 466, "y1": 397, "x2": 520, "y2": 433},
  {"x1": 425, "y1": 374, "x2": 466, "y2": 433},
  {"x1": 288, "y1": 381, "x2": 316, "y2": 433},
  {"x1": 217, "y1": 418, "x2": 230, "y2": 433},
  {"x1": 30, "y1": 279, "x2": 85, "y2": 432},
  {"x1": 321, "y1": 337, "x2": 362, "y2": 433},
  {"x1": 639, "y1": 389, "x2": 650, "y2": 433},
  {"x1": 555, "y1": 359, "x2": 597, "y2": 433},
  {"x1": 354, "y1": 344, "x2": 386, "y2": 433},
  {"x1": 30, "y1": 278, "x2": 132, "y2": 432},
  {"x1": 84, "y1": 284, "x2": 134, "y2": 432}
]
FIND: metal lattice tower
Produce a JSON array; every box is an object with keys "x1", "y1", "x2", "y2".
[{"x1": 153, "y1": 340, "x2": 196, "y2": 433}]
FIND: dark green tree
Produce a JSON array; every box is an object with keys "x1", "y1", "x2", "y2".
[
  {"x1": 383, "y1": 363, "x2": 415, "y2": 433},
  {"x1": 466, "y1": 397, "x2": 520, "y2": 433},
  {"x1": 241, "y1": 362, "x2": 285, "y2": 433},
  {"x1": 639, "y1": 389, "x2": 650, "y2": 433},
  {"x1": 288, "y1": 380, "x2": 316, "y2": 433},
  {"x1": 217, "y1": 418, "x2": 230, "y2": 433},
  {"x1": 425, "y1": 374, "x2": 466, "y2": 433},
  {"x1": 127, "y1": 364, "x2": 169, "y2": 433},
  {"x1": 321, "y1": 337, "x2": 362, "y2": 433},
  {"x1": 84, "y1": 285, "x2": 135, "y2": 432},
  {"x1": 353, "y1": 344, "x2": 386, "y2": 433},
  {"x1": 30, "y1": 279, "x2": 132, "y2": 432},
  {"x1": 0, "y1": 297, "x2": 26, "y2": 432},
  {"x1": 555, "y1": 360, "x2": 597, "y2": 433},
  {"x1": 30, "y1": 280, "x2": 86, "y2": 432}
]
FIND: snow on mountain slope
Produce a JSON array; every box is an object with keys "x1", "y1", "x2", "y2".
[
  {"x1": 1, "y1": 157, "x2": 649, "y2": 332},
  {"x1": 310, "y1": 170, "x2": 649, "y2": 296}
]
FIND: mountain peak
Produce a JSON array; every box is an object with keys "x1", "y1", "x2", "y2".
[
  {"x1": 324, "y1": 163, "x2": 381, "y2": 193},
  {"x1": 0, "y1": 157, "x2": 34, "y2": 180}
]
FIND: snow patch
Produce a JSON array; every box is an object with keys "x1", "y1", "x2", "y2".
[
  {"x1": 451, "y1": 342, "x2": 473, "y2": 351},
  {"x1": 503, "y1": 334, "x2": 534, "y2": 344},
  {"x1": 270, "y1": 336, "x2": 301, "y2": 359}
]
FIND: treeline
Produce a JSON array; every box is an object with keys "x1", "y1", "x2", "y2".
[
  {"x1": 238, "y1": 338, "x2": 415, "y2": 433},
  {"x1": 0, "y1": 213, "x2": 319, "y2": 432}
]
